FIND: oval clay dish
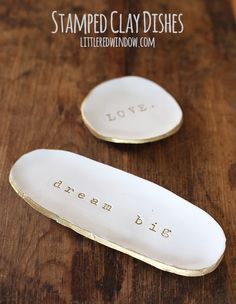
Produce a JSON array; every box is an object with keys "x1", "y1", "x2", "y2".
[
  {"x1": 81, "y1": 76, "x2": 183, "y2": 144},
  {"x1": 9, "y1": 150, "x2": 226, "y2": 276}
]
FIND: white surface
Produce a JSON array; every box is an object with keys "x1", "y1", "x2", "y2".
[
  {"x1": 10, "y1": 149, "x2": 226, "y2": 273},
  {"x1": 81, "y1": 76, "x2": 183, "y2": 142}
]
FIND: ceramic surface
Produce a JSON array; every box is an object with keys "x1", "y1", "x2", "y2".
[
  {"x1": 81, "y1": 76, "x2": 183, "y2": 143},
  {"x1": 9, "y1": 149, "x2": 226, "y2": 276}
]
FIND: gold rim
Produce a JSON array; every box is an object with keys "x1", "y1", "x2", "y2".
[
  {"x1": 9, "y1": 173, "x2": 224, "y2": 277},
  {"x1": 80, "y1": 81, "x2": 184, "y2": 144}
]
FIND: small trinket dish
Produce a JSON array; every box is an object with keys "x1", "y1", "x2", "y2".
[
  {"x1": 81, "y1": 76, "x2": 183, "y2": 143},
  {"x1": 9, "y1": 149, "x2": 226, "y2": 276}
]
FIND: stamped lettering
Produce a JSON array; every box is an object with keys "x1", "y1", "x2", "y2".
[
  {"x1": 135, "y1": 215, "x2": 143, "y2": 225},
  {"x1": 90, "y1": 198, "x2": 99, "y2": 205},
  {"x1": 64, "y1": 186, "x2": 74, "y2": 193},
  {"x1": 105, "y1": 104, "x2": 154, "y2": 122},
  {"x1": 53, "y1": 180, "x2": 112, "y2": 213},
  {"x1": 149, "y1": 222, "x2": 157, "y2": 232},
  {"x1": 102, "y1": 203, "x2": 112, "y2": 211},
  {"x1": 134, "y1": 215, "x2": 172, "y2": 237},
  {"x1": 161, "y1": 228, "x2": 172, "y2": 238},
  {"x1": 53, "y1": 180, "x2": 172, "y2": 238},
  {"x1": 78, "y1": 192, "x2": 86, "y2": 199}
]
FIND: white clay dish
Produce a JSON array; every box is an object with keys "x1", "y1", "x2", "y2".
[
  {"x1": 81, "y1": 76, "x2": 183, "y2": 144},
  {"x1": 9, "y1": 149, "x2": 226, "y2": 276}
]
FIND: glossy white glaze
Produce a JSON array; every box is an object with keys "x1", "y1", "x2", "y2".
[
  {"x1": 81, "y1": 76, "x2": 183, "y2": 143},
  {"x1": 9, "y1": 149, "x2": 226, "y2": 276}
]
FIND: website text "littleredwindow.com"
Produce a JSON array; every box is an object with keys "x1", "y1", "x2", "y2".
[{"x1": 79, "y1": 36, "x2": 156, "y2": 48}]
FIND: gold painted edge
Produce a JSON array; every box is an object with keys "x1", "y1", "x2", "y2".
[
  {"x1": 80, "y1": 85, "x2": 183, "y2": 144},
  {"x1": 9, "y1": 172, "x2": 224, "y2": 277}
]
